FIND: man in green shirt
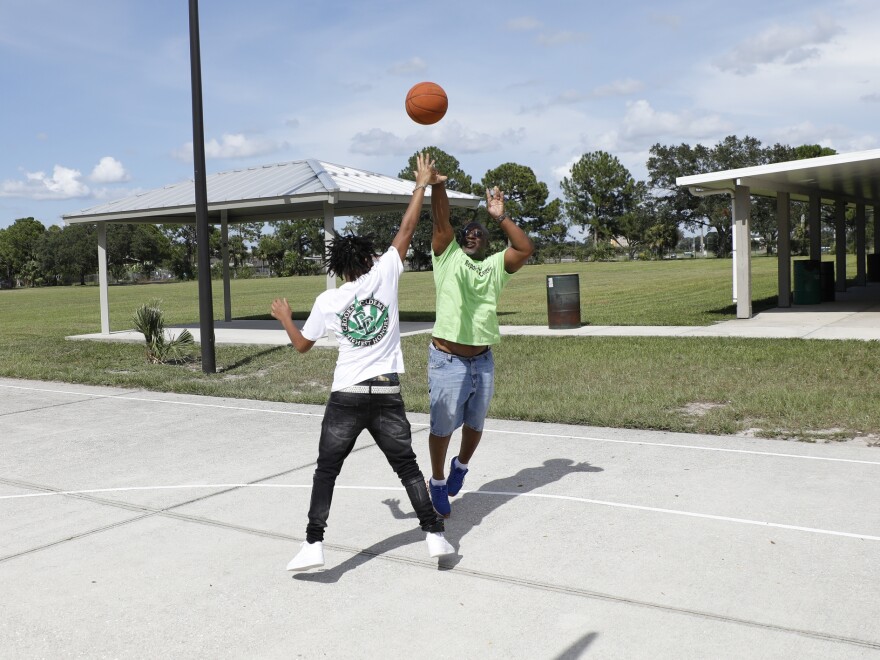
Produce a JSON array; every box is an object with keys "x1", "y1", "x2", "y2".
[{"x1": 427, "y1": 182, "x2": 533, "y2": 517}]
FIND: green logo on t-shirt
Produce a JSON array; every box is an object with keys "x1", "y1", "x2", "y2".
[{"x1": 338, "y1": 294, "x2": 389, "y2": 347}]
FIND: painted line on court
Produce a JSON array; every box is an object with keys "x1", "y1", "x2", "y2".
[
  {"x1": 3, "y1": 382, "x2": 879, "y2": 465},
  {"x1": 1, "y1": 483, "x2": 878, "y2": 542},
  {"x1": 0, "y1": 383, "x2": 324, "y2": 418},
  {"x1": 480, "y1": 428, "x2": 880, "y2": 466}
]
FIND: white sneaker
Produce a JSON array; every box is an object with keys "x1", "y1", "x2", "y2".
[
  {"x1": 286, "y1": 541, "x2": 324, "y2": 571},
  {"x1": 425, "y1": 532, "x2": 455, "y2": 558}
]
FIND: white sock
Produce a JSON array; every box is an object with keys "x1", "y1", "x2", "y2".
[
  {"x1": 431, "y1": 477, "x2": 447, "y2": 486},
  {"x1": 454, "y1": 458, "x2": 469, "y2": 471}
]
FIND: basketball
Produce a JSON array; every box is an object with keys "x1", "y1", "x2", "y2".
[{"x1": 405, "y1": 82, "x2": 448, "y2": 125}]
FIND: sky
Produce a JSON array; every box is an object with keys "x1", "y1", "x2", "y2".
[{"x1": 2, "y1": 0, "x2": 879, "y2": 231}]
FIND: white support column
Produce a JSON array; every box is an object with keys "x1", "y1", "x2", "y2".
[
  {"x1": 97, "y1": 223, "x2": 110, "y2": 334},
  {"x1": 835, "y1": 200, "x2": 847, "y2": 293},
  {"x1": 777, "y1": 192, "x2": 791, "y2": 307},
  {"x1": 809, "y1": 194, "x2": 821, "y2": 260},
  {"x1": 323, "y1": 202, "x2": 336, "y2": 291},
  {"x1": 733, "y1": 184, "x2": 752, "y2": 319},
  {"x1": 855, "y1": 203, "x2": 866, "y2": 286},
  {"x1": 221, "y1": 209, "x2": 231, "y2": 321},
  {"x1": 731, "y1": 213, "x2": 737, "y2": 303}
]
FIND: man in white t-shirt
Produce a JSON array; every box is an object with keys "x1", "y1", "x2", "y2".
[{"x1": 271, "y1": 152, "x2": 454, "y2": 571}]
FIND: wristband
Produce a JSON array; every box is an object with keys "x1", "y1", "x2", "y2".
[
  {"x1": 498, "y1": 213, "x2": 511, "y2": 223},
  {"x1": 413, "y1": 183, "x2": 429, "y2": 192}
]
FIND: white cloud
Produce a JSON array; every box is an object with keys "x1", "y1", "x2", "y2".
[
  {"x1": 620, "y1": 100, "x2": 731, "y2": 141},
  {"x1": 0, "y1": 165, "x2": 90, "y2": 200},
  {"x1": 388, "y1": 57, "x2": 427, "y2": 76},
  {"x1": 536, "y1": 30, "x2": 588, "y2": 47},
  {"x1": 349, "y1": 128, "x2": 409, "y2": 156},
  {"x1": 581, "y1": 100, "x2": 733, "y2": 154},
  {"x1": 439, "y1": 122, "x2": 507, "y2": 154},
  {"x1": 501, "y1": 17, "x2": 585, "y2": 45},
  {"x1": 592, "y1": 78, "x2": 644, "y2": 98},
  {"x1": 505, "y1": 17, "x2": 543, "y2": 31},
  {"x1": 649, "y1": 12, "x2": 681, "y2": 29},
  {"x1": 768, "y1": 120, "x2": 880, "y2": 153},
  {"x1": 349, "y1": 120, "x2": 516, "y2": 158},
  {"x1": 89, "y1": 156, "x2": 129, "y2": 183},
  {"x1": 173, "y1": 133, "x2": 284, "y2": 162},
  {"x1": 519, "y1": 88, "x2": 593, "y2": 115},
  {"x1": 714, "y1": 16, "x2": 842, "y2": 75}
]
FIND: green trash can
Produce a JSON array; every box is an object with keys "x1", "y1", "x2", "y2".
[
  {"x1": 793, "y1": 260, "x2": 821, "y2": 305},
  {"x1": 819, "y1": 261, "x2": 835, "y2": 302},
  {"x1": 546, "y1": 274, "x2": 581, "y2": 329}
]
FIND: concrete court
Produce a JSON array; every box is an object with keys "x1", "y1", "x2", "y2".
[{"x1": 1, "y1": 376, "x2": 879, "y2": 659}]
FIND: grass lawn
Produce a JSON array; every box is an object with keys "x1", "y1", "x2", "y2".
[{"x1": 1, "y1": 255, "x2": 877, "y2": 444}]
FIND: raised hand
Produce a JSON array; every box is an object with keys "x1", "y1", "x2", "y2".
[
  {"x1": 485, "y1": 186, "x2": 505, "y2": 220},
  {"x1": 270, "y1": 297, "x2": 292, "y2": 321}
]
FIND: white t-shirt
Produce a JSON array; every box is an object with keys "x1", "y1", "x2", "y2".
[{"x1": 301, "y1": 248, "x2": 405, "y2": 391}]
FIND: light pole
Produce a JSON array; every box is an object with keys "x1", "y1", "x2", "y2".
[{"x1": 188, "y1": 0, "x2": 216, "y2": 373}]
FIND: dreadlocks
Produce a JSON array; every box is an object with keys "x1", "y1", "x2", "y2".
[{"x1": 324, "y1": 234, "x2": 378, "y2": 282}]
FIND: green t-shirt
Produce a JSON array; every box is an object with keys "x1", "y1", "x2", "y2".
[{"x1": 432, "y1": 241, "x2": 511, "y2": 345}]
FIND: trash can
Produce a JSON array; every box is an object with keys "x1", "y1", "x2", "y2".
[
  {"x1": 546, "y1": 274, "x2": 581, "y2": 329},
  {"x1": 868, "y1": 254, "x2": 880, "y2": 283},
  {"x1": 792, "y1": 260, "x2": 821, "y2": 305},
  {"x1": 819, "y1": 261, "x2": 835, "y2": 302}
]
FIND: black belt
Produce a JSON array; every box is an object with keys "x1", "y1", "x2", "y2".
[{"x1": 431, "y1": 340, "x2": 489, "y2": 358}]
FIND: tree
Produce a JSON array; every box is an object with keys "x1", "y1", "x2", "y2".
[
  {"x1": 275, "y1": 219, "x2": 323, "y2": 276},
  {"x1": 763, "y1": 144, "x2": 837, "y2": 255},
  {"x1": 0, "y1": 217, "x2": 47, "y2": 286},
  {"x1": 474, "y1": 163, "x2": 568, "y2": 259},
  {"x1": 648, "y1": 136, "x2": 768, "y2": 257},
  {"x1": 108, "y1": 224, "x2": 172, "y2": 281},
  {"x1": 39, "y1": 224, "x2": 99, "y2": 285},
  {"x1": 611, "y1": 188, "x2": 675, "y2": 258},
  {"x1": 648, "y1": 136, "x2": 841, "y2": 258},
  {"x1": 560, "y1": 151, "x2": 638, "y2": 243},
  {"x1": 161, "y1": 224, "x2": 204, "y2": 280},
  {"x1": 0, "y1": 228, "x2": 10, "y2": 287},
  {"x1": 257, "y1": 234, "x2": 286, "y2": 277}
]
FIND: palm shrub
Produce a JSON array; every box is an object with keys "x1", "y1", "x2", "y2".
[{"x1": 132, "y1": 299, "x2": 194, "y2": 364}]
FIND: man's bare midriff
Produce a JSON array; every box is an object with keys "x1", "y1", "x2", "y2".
[{"x1": 431, "y1": 336, "x2": 489, "y2": 358}]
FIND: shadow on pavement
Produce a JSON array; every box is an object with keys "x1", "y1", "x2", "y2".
[{"x1": 294, "y1": 458, "x2": 602, "y2": 583}]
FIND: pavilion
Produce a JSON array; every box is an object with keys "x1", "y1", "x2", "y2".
[
  {"x1": 677, "y1": 148, "x2": 880, "y2": 319},
  {"x1": 63, "y1": 159, "x2": 482, "y2": 334}
]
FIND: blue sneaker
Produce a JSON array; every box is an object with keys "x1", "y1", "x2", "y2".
[
  {"x1": 428, "y1": 479, "x2": 450, "y2": 518},
  {"x1": 447, "y1": 456, "x2": 469, "y2": 497}
]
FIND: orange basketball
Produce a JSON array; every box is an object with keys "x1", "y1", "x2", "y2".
[{"x1": 405, "y1": 82, "x2": 448, "y2": 125}]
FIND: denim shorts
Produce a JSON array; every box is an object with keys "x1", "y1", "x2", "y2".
[{"x1": 427, "y1": 342, "x2": 495, "y2": 437}]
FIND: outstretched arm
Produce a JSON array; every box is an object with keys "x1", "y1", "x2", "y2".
[
  {"x1": 391, "y1": 152, "x2": 435, "y2": 263},
  {"x1": 431, "y1": 177, "x2": 453, "y2": 256},
  {"x1": 270, "y1": 298, "x2": 316, "y2": 353},
  {"x1": 485, "y1": 186, "x2": 534, "y2": 273}
]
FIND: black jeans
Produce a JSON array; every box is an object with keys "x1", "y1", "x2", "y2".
[{"x1": 306, "y1": 388, "x2": 444, "y2": 543}]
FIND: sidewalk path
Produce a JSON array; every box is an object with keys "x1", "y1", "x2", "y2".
[{"x1": 67, "y1": 282, "x2": 880, "y2": 346}]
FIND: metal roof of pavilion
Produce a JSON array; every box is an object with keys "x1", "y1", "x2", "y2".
[
  {"x1": 63, "y1": 159, "x2": 482, "y2": 224},
  {"x1": 676, "y1": 148, "x2": 880, "y2": 206}
]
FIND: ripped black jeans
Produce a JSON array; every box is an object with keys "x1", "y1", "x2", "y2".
[{"x1": 305, "y1": 389, "x2": 444, "y2": 543}]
